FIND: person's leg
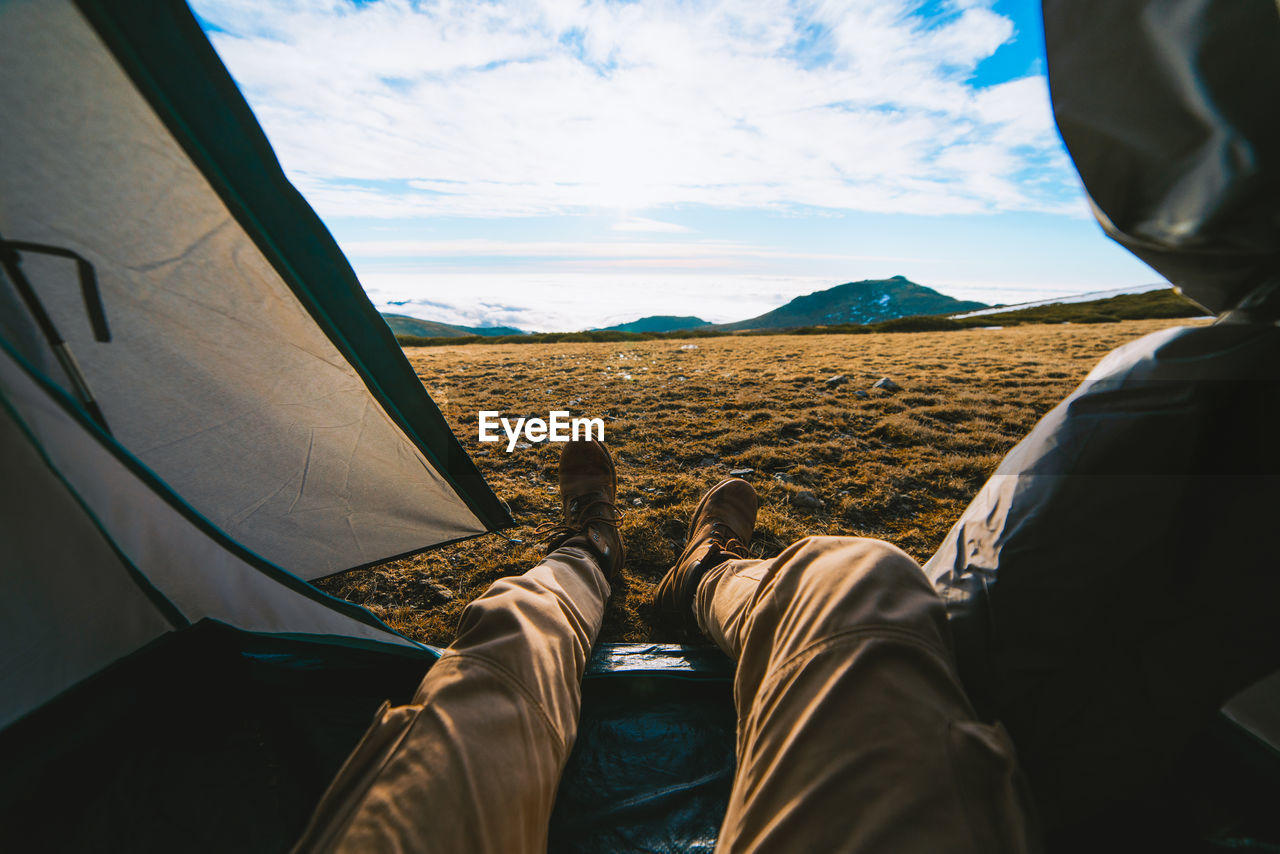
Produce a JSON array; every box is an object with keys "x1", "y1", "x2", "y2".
[
  {"x1": 295, "y1": 440, "x2": 622, "y2": 854},
  {"x1": 697, "y1": 536, "x2": 1040, "y2": 853},
  {"x1": 295, "y1": 546, "x2": 609, "y2": 854},
  {"x1": 654, "y1": 478, "x2": 1040, "y2": 853}
]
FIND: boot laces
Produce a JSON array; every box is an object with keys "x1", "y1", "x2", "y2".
[
  {"x1": 534, "y1": 497, "x2": 622, "y2": 546},
  {"x1": 707, "y1": 522, "x2": 748, "y2": 559}
]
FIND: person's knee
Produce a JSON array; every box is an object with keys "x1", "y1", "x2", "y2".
[
  {"x1": 770, "y1": 536, "x2": 943, "y2": 638},
  {"x1": 778, "y1": 536, "x2": 922, "y2": 591}
]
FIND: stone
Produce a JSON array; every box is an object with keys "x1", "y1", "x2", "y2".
[
  {"x1": 632, "y1": 497, "x2": 646, "y2": 507},
  {"x1": 790, "y1": 490, "x2": 825, "y2": 510},
  {"x1": 824, "y1": 374, "x2": 849, "y2": 387},
  {"x1": 413, "y1": 579, "x2": 455, "y2": 604},
  {"x1": 872, "y1": 377, "x2": 902, "y2": 392},
  {"x1": 729, "y1": 467, "x2": 755, "y2": 478},
  {"x1": 853, "y1": 389, "x2": 869, "y2": 399}
]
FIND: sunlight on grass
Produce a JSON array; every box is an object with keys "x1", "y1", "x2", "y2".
[{"x1": 318, "y1": 317, "x2": 1210, "y2": 644}]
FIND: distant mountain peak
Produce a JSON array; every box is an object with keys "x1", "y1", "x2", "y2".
[
  {"x1": 715, "y1": 277, "x2": 986, "y2": 331},
  {"x1": 599, "y1": 315, "x2": 711, "y2": 333},
  {"x1": 381, "y1": 313, "x2": 524, "y2": 338}
]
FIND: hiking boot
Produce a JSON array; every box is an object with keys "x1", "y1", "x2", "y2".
[
  {"x1": 537, "y1": 438, "x2": 623, "y2": 582},
  {"x1": 651, "y1": 477, "x2": 758, "y2": 639}
]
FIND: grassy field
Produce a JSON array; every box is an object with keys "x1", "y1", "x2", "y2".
[{"x1": 319, "y1": 317, "x2": 1209, "y2": 646}]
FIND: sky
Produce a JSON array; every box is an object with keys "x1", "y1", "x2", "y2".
[{"x1": 192, "y1": 0, "x2": 1162, "y2": 332}]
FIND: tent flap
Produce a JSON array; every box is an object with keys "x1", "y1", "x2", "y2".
[
  {"x1": 1043, "y1": 0, "x2": 1280, "y2": 316},
  {"x1": 0, "y1": 0, "x2": 509, "y2": 582},
  {"x1": 926, "y1": 320, "x2": 1280, "y2": 823}
]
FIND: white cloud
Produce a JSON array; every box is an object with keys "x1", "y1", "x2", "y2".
[
  {"x1": 610, "y1": 218, "x2": 692, "y2": 233},
  {"x1": 194, "y1": 0, "x2": 1076, "y2": 219},
  {"x1": 343, "y1": 237, "x2": 916, "y2": 264}
]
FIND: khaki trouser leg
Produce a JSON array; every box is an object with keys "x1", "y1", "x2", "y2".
[
  {"x1": 695, "y1": 536, "x2": 1041, "y2": 854},
  {"x1": 294, "y1": 546, "x2": 610, "y2": 854}
]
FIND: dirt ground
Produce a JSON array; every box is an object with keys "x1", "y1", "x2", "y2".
[{"x1": 318, "y1": 317, "x2": 1208, "y2": 646}]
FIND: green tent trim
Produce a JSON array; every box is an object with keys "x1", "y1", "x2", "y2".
[
  {"x1": 1, "y1": 335, "x2": 418, "y2": 645},
  {"x1": 73, "y1": 0, "x2": 511, "y2": 535}
]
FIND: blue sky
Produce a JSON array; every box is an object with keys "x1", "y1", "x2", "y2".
[{"x1": 194, "y1": 0, "x2": 1160, "y2": 331}]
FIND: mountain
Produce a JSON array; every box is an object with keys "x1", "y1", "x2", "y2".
[
  {"x1": 381, "y1": 313, "x2": 524, "y2": 338},
  {"x1": 715, "y1": 276, "x2": 987, "y2": 330},
  {"x1": 952, "y1": 287, "x2": 1207, "y2": 326},
  {"x1": 599, "y1": 315, "x2": 711, "y2": 333},
  {"x1": 949, "y1": 283, "x2": 1169, "y2": 319}
]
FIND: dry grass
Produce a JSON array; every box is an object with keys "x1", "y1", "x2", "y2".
[{"x1": 318, "y1": 318, "x2": 1209, "y2": 645}]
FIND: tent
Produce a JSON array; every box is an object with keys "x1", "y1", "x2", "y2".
[
  {"x1": 0, "y1": 0, "x2": 518, "y2": 728},
  {"x1": 0, "y1": 0, "x2": 518, "y2": 846},
  {"x1": 1, "y1": 0, "x2": 1277, "y2": 851}
]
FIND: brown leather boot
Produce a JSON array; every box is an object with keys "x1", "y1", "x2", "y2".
[
  {"x1": 537, "y1": 438, "x2": 623, "y2": 582},
  {"x1": 651, "y1": 477, "x2": 758, "y2": 640}
]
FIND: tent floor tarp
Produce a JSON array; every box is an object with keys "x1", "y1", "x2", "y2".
[{"x1": 0, "y1": 622, "x2": 1277, "y2": 853}]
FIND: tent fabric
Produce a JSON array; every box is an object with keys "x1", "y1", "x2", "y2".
[
  {"x1": 0, "y1": 398, "x2": 175, "y2": 732},
  {"x1": 0, "y1": 0, "x2": 508, "y2": 581},
  {"x1": 924, "y1": 0, "x2": 1280, "y2": 824},
  {"x1": 73, "y1": 0, "x2": 507, "y2": 543},
  {"x1": 0, "y1": 622, "x2": 438, "y2": 854},
  {"x1": 0, "y1": 340, "x2": 422, "y2": 728},
  {"x1": 0, "y1": 0, "x2": 515, "y2": 738},
  {"x1": 924, "y1": 317, "x2": 1280, "y2": 822},
  {"x1": 1042, "y1": 0, "x2": 1280, "y2": 316},
  {"x1": 1224, "y1": 671, "x2": 1280, "y2": 762}
]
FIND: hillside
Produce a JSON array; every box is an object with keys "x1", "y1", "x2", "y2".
[
  {"x1": 968, "y1": 287, "x2": 1207, "y2": 326},
  {"x1": 381, "y1": 313, "x2": 523, "y2": 338},
  {"x1": 600, "y1": 315, "x2": 711, "y2": 333},
  {"x1": 716, "y1": 276, "x2": 986, "y2": 330},
  {"x1": 952, "y1": 283, "x2": 1169, "y2": 319}
]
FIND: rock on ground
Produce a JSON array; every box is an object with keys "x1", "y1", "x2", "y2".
[
  {"x1": 872, "y1": 377, "x2": 902, "y2": 392},
  {"x1": 790, "y1": 490, "x2": 825, "y2": 509}
]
